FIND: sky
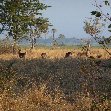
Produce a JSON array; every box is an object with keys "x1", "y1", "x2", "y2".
[{"x1": 42, "y1": 0, "x2": 95, "y2": 38}]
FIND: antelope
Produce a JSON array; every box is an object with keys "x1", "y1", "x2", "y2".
[
  {"x1": 18, "y1": 49, "x2": 26, "y2": 59},
  {"x1": 88, "y1": 56, "x2": 95, "y2": 59},
  {"x1": 64, "y1": 52, "x2": 72, "y2": 58},
  {"x1": 41, "y1": 53, "x2": 47, "y2": 59},
  {"x1": 97, "y1": 54, "x2": 102, "y2": 58}
]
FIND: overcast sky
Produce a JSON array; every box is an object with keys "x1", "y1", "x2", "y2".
[{"x1": 42, "y1": 0, "x2": 95, "y2": 38}]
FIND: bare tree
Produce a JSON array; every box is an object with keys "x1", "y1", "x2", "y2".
[
  {"x1": 84, "y1": 0, "x2": 111, "y2": 56},
  {"x1": 51, "y1": 28, "x2": 57, "y2": 46}
]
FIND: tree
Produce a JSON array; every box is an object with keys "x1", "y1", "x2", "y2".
[
  {"x1": 58, "y1": 34, "x2": 65, "y2": 45},
  {"x1": 58, "y1": 34, "x2": 65, "y2": 39},
  {"x1": 0, "y1": 0, "x2": 50, "y2": 53},
  {"x1": 26, "y1": 18, "x2": 50, "y2": 49},
  {"x1": 51, "y1": 28, "x2": 57, "y2": 46},
  {"x1": 84, "y1": 0, "x2": 111, "y2": 55}
]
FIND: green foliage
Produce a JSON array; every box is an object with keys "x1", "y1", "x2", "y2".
[
  {"x1": 104, "y1": 0, "x2": 110, "y2": 5},
  {"x1": 95, "y1": 12, "x2": 101, "y2": 17},
  {"x1": 108, "y1": 24, "x2": 111, "y2": 32},
  {"x1": 0, "y1": 0, "x2": 50, "y2": 42},
  {"x1": 91, "y1": 11, "x2": 97, "y2": 15},
  {"x1": 58, "y1": 34, "x2": 65, "y2": 39},
  {"x1": 91, "y1": 11, "x2": 101, "y2": 17},
  {"x1": 89, "y1": 0, "x2": 111, "y2": 31},
  {"x1": 108, "y1": 24, "x2": 111, "y2": 28}
]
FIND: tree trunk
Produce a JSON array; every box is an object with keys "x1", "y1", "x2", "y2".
[
  {"x1": 52, "y1": 32, "x2": 55, "y2": 46},
  {"x1": 31, "y1": 38, "x2": 34, "y2": 49},
  {"x1": 12, "y1": 40, "x2": 17, "y2": 54}
]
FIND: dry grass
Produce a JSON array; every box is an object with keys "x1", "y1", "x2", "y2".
[
  {"x1": 0, "y1": 47, "x2": 111, "y2": 111},
  {"x1": 0, "y1": 47, "x2": 110, "y2": 59}
]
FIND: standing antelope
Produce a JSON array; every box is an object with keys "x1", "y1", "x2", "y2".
[
  {"x1": 88, "y1": 56, "x2": 95, "y2": 59},
  {"x1": 64, "y1": 52, "x2": 72, "y2": 58},
  {"x1": 41, "y1": 53, "x2": 47, "y2": 59},
  {"x1": 18, "y1": 49, "x2": 26, "y2": 59},
  {"x1": 97, "y1": 54, "x2": 102, "y2": 58}
]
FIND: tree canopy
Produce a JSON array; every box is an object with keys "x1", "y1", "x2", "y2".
[{"x1": 0, "y1": 0, "x2": 51, "y2": 42}]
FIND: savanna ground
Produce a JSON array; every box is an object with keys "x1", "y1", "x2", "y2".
[{"x1": 0, "y1": 47, "x2": 111, "y2": 111}]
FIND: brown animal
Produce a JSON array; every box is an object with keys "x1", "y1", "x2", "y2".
[
  {"x1": 88, "y1": 56, "x2": 95, "y2": 59},
  {"x1": 97, "y1": 54, "x2": 102, "y2": 58},
  {"x1": 41, "y1": 53, "x2": 47, "y2": 59},
  {"x1": 18, "y1": 49, "x2": 26, "y2": 59},
  {"x1": 64, "y1": 52, "x2": 72, "y2": 58}
]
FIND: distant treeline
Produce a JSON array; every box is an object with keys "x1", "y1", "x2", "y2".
[{"x1": 18, "y1": 38, "x2": 99, "y2": 46}]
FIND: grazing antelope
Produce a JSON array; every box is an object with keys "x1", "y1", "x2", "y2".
[
  {"x1": 18, "y1": 49, "x2": 26, "y2": 59},
  {"x1": 88, "y1": 56, "x2": 95, "y2": 59},
  {"x1": 64, "y1": 52, "x2": 72, "y2": 58},
  {"x1": 97, "y1": 54, "x2": 102, "y2": 58},
  {"x1": 41, "y1": 53, "x2": 47, "y2": 59}
]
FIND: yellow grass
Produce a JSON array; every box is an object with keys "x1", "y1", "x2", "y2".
[
  {"x1": 0, "y1": 47, "x2": 110, "y2": 60},
  {"x1": 26, "y1": 48, "x2": 111, "y2": 59}
]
